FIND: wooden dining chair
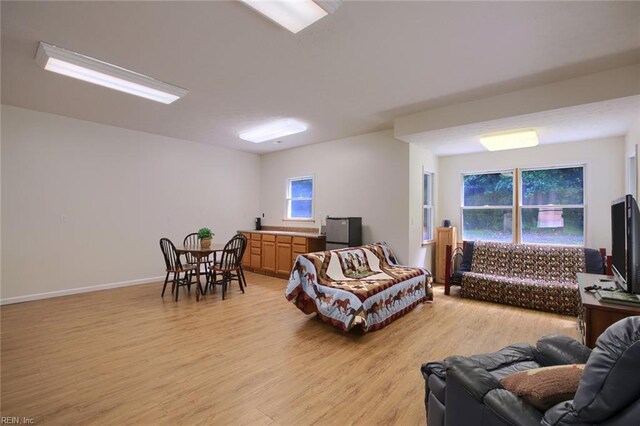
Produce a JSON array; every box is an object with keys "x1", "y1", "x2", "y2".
[
  {"x1": 237, "y1": 233, "x2": 248, "y2": 287},
  {"x1": 208, "y1": 234, "x2": 246, "y2": 300},
  {"x1": 183, "y1": 232, "x2": 212, "y2": 280},
  {"x1": 159, "y1": 238, "x2": 196, "y2": 302},
  {"x1": 223, "y1": 233, "x2": 248, "y2": 290}
]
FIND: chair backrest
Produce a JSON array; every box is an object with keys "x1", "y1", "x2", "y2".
[
  {"x1": 183, "y1": 232, "x2": 199, "y2": 264},
  {"x1": 237, "y1": 233, "x2": 248, "y2": 260},
  {"x1": 220, "y1": 234, "x2": 246, "y2": 269},
  {"x1": 160, "y1": 238, "x2": 183, "y2": 271},
  {"x1": 571, "y1": 316, "x2": 640, "y2": 422},
  {"x1": 451, "y1": 246, "x2": 464, "y2": 274}
]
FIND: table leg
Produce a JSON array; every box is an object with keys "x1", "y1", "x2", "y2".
[
  {"x1": 195, "y1": 257, "x2": 202, "y2": 302},
  {"x1": 212, "y1": 251, "x2": 218, "y2": 293}
]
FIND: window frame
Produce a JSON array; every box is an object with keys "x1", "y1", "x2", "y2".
[
  {"x1": 460, "y1": 169, "x2": 516, "y2": 243},
  {"x1": 518, "y1": 164, "x2": 586, "y2": 247},
  {"x1": 423, "y1": 169, "x2": 435, "y2": 244},
  {"x1": 285, "y1": 175, "x2": 314, "y2": 220},
  {"x1": 628, "y1": 154, "x2": 637, "y2": 198},
  {"x1": 459, "y1": 164, "x2": 587, "y2": 246}
]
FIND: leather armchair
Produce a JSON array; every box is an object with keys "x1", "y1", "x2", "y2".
[{"x1": 421, "y1": 317, "x2": 640, "y2": 426}]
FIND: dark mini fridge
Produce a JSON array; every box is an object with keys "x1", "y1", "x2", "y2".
[{"x1": 326, "y1": 217, "x2": 362, "y2": 250}]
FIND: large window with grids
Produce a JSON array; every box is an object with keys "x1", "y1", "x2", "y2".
[
  {"x1": 286, "y1": 176, "x2": 314, "y2": 220},
  {"x1": 461, "y1": 165, "x2": 585, "y2": 246}
]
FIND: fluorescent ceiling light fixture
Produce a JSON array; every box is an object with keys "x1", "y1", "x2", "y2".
[
  {"x1": 35, "y1": 42, "x2": 188, "y2": 104},
  {"x1": 239, "y1": 0, "x2": 341, "y2": 34},
  {"x1": 239, "y1": 119, "x2": 308, "y2": 143},
  {"x1": 480, "y1": 130, "x2": 539, "y2": 151}
]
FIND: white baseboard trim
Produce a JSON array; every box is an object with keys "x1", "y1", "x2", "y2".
[{"x1": 0, "y1": 275, "x2": 165, "y2": 305}]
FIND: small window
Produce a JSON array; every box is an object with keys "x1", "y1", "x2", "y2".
[
  {"x1": 286, "y1": 176, "x2": 314, "y2": 220},
  {"x1": 462, "y1": 171, "x2": 514, "y2": 242},
  {"x1": 520, "y1": 165, "x2": 585, "y2": 246},
  {"x1": 423, "y1": 171, "x2": 434, "y2": 243}
]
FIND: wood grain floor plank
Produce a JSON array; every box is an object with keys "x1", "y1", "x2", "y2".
[{"x1": 1, "y1": 274, "x2": 578, "y2": 425}]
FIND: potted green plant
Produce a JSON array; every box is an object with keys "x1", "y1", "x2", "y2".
[{"x1": 198, "y1": 227, "x2": 214, "y2": 248}]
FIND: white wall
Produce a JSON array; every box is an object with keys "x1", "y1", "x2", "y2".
[
  {"x1": 408, "y1": 143, "x2": 438, "y2": 271},
  {"x1": 1, "y1": 105, "x2": 261, "y2": 301},
  {"x1": 3, "y1": 104, "x2": 628, "y2": 303},
  {"x1": 259, "y1": 130, "x2": 411, "y2": 264},
  {"x1": 437, "y1": 137, "x2": 625, "y2": 251},
  {"x1": 0, "y1": 103, "x2": 2, "y2": 293},
  {"x1": 625, "y1": 119, "x2": 639, "y2": 200}
]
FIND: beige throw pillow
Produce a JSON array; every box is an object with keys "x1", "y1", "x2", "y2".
[{"x1": 500, "y1": 364, "x2": 585, "y2": 411}]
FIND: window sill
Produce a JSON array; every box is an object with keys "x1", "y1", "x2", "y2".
[
  {"x1": 283, "y1": 218, "x2": 316, "y2": 223},
  {"x1": 422, "y1": 240, "x2": 435, "y2": 246}
]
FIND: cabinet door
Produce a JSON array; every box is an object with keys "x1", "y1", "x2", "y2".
[
  {"x1": 250, "y1": 233, "x2": 262, "y2": 269},
  {"x1": 262, "y1": 240, "x2": 276, "y2": 273},
  {"x1": 276, "y1": 235, "x2": 293, "y2": 275},
  {"x1": 277, "y1": 242, "x2": 293, "y2": 275},
  {"x1": 250, "y1": 247, "x2": 262, "y2": 269},
  {"x1": 435, "y1": 227, "x2": 456, "y2": 283},
  {"x1": 241, "y1": 233, "x2": 251, "y2": 266},
  {"x1": 292, "y1": 243, "x2": 307, "y2": 266}
]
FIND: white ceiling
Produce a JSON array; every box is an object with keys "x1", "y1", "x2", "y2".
[
  {"x1": 411, "y1": 96, "x2": 640, "y2": 156},
  {"x1": 2, "y1": 1, "x2": 640, "y2": 154}
]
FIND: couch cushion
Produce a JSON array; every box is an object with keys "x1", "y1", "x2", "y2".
[
  {"x1": 463, "y1": 272, "x2": 576, "y2": 289},
  {"x1": 459, "y1": 241, "x2": 474, "y2": 272},
  {"x1": 500, "y1": 364, "x2": 585, "y2": 411},
  {"x1": 489, "y1": 360, "x2": 542, "y2": 381},
  {"x1": 466, "y1": 343, "x2": 536, "y2": 371},
  {"x1": 470, "y1": 241, "x2": 585, "y2": 282},
  {"x1": 460, "y1": 272, "x2": 580, "y2": 316},
  {"x1": 535, "y1": 333, "x2": 592, "y2": 366},
  {"x1": 584, "y1": 247, "x2": 605, "y2": 274}
]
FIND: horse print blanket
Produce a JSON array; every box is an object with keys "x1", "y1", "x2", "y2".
[{"x1": 285, "y1": 243, "x2": 433, "y2": 332}]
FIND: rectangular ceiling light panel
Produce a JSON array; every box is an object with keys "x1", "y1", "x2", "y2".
[
  {"x1": 240, "y1": 0, "x2": 329, "y2": 34},
  {"x1": 480, "y1": 130, "x2": 539, "y2": 151},
  {"x1": 239, "y1": 119, "x2": 308, "y2": 143},
  {"x1": 35, "y1": 42, "x2": 188, "y2": 104}
]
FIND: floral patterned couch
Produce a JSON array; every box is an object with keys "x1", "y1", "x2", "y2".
[{"x1": 453, "y1": 241, "x2": 605, "y2": 316}]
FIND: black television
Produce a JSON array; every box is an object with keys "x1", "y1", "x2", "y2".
[{"x1": 611, "y1": 194, "x2": 640, "y2": 294}]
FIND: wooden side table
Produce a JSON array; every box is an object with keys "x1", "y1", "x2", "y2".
[
  {"x1": 577, "y1": 273, "x2": 640, "y2": 348},
  {"x1": 435, "y1": 227, "x2": 456, "y2": 285}
]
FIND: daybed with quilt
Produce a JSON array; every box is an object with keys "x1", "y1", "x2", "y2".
[{"x1": 285, "y1": 242, "x2": 433, "y2": 332}]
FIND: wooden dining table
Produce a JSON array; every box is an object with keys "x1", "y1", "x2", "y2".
[{"x1": 175, "y1": 243, "x2": 225, "y2": 301}]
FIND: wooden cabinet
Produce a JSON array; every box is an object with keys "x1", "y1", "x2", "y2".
[
  {"x1": 276, "y1": 236, "x2": 293, "y2": 275},
  {"x1": 241, "y1": 232, "x2": 251, "y2": 266},
  {"x1": 435, "y1": 227, "x2": 457, "y2": 284},
  {"x1": 262, "y1": 234, "x2": 276, "y2": 273},
  {"x1": 239, "y1": 230, "x2": 325, "y2": 278},
  {"x1": 249, "y1": 233, "x2": 262, "y2": 269},
  {"x1": 292, "y1": 236, "x2": 308, "y2": 267},
  {"x1": 578, "y1": 273, "x2": 640, "y2": 348}
]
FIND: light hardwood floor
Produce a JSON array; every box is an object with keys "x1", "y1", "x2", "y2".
[{"x1": 1, "y1": 273, "x2": 579, "y2": 425}]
